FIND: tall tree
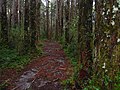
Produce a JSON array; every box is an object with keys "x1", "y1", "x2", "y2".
[
  {"x1": 36, "y1": 0, "x2": 41, "y2": 41},
  {"x1": 24, "y1": 0, "x2": 30, "y2": 53},
  {"x1": 46, "y1": 0, "x2": 50, "y2": 39},
  {"x1": 65, "y1": 0, "x2": 70, "y2": 44},
  {"x1": 70, "y1": 0, "x2": 74, "y2": 21},
  {"x1": 84, "y1": 0, "x2": 93, "y2": 75},
  {"x1": 11, "y1": 0, "x2": 18, "y2": 27},
  {"x1": 30, "y1": 0, "x2": 37, "y2": 49},
  {"x1": 77, "y1": 0, "x2": 93, "y2": 81},
  {"x1": 60, "y1": 0, "x2": 64, "y2": 37},
  {"x1": 50, "y1": 2, "x2": 53, "y2": 39},
  {"x1": 55, "y1": 0, "x2": 59, "y2": 40},
  {"x1": 0, "y1": 0, "x2": 8, "y2": 44}
]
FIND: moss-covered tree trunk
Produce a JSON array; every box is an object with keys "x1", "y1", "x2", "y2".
[
  {"x1": 85, "y1": 0, "x2": 93, "y2": 76},
  {"x1": 77, "y1": 0, "x2": 93, "y2": 83}
]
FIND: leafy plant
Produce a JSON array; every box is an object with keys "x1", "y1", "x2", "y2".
[
  {"x1": 61, "y1": 77, "x2": 74, "y2": 90},
  {"x1": 0, "y1": 46, "x2": 30, "y2": 69},
  {"x1": 114, "y1": 72, "x2": 120, "y2": 90}
]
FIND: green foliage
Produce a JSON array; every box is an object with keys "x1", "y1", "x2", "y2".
[
  {"x1": 0, "y1": 46, "x2": 30, "y2": 69},
  {"x1": 59, "y1": 16, "x2": 81, "y2": 89},
  {"x1": 104, "y1": 75, "x2": 112, "y2": 86},
  {"x1": 60, "y1": 36, "x2": 81, "y2": 90},
  {"x1": 40, "y1": 27, "x2": 48, "y2": 40},
  {"x1": 8, "y1": 26, "x2": 24, "y2": 54},
  {"x1": 69, "y1": 16, "x2": 78, "y2": 40},
  {"x1": 59, "y1": 26, "x2": 120, "y2": 90},
  {"x1": 63, "y1": 16, "x2": 78, "y2": 61},
  {"x1": 62, "y1": 77, "x2": 74, "y2": 86},
  {"x1": 65, "y1": 45, "x2": 76, "y2": 59},
  {"x1": 59, "y1": 35, "x2": 65, "y2": 45},
  {"x1": 82, "y1": 77, "x2": 101, "y2": 90},
  {"x1": 0, "y1": 25, "x2": 43, "y2": 69},
  {"x1": 114, "y1": 72, "x2": 120, "y2": 90},
  {"x1": 61, "y1": 76, "x2": 75, "y2": 90},
  {"x1": 83, "y1": 86, "x2": 100, "y2": 90},
  {"x1": 31, "y1": 46, "x2": 43, "y2": 57}
]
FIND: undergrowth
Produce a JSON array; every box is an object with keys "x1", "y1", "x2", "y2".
[
  {"x1": 0, "y1": 43, "x2": 43, "y2": 89},
  {"x1": 59, "y1": 36, "x2": 80, "y2": 89},
  {"x1": 60, "y1": 41, "x2": 120, "y2": 90},
  {"x1": 0, "y1": 46, "x2": 30, "y2": 69},
  {"x1": 59, "y1": 37, "x2": 120, "y2": 90},
  {"x1": 0, "y1": 42, "x2": 43, "y2": 70}
]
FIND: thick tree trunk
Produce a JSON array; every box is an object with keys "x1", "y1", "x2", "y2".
[
  {"x1": 77, "y1": 0, "x2": 93, "y2": 85},
  {"x1": 85, "y1": 0, "x2": 93, "y2": 76},
  {"x1": 36, "y1": 0, "x2": 41, "y2": 41},
  {"x1": 30, "y1": 0, "x2": 36, "y2": 48}
]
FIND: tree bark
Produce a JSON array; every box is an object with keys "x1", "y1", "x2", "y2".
[
  {"x1": 24, "y1": 0, "x2": 30, "y2": 53},
  {"x1": 65, "y1": 0, "x2": 70, "y2": 44},
  {"x1": 36, "y1": 0, "x2": 41, "y2": 41},
  {"x1": 30, "y1": 0, "x2": 36, "y2": 48},
  {"x1": 0, "y1": 0, "x2": 8, "y2": 44},
  {"x1": 46, "y1": 0, "x2": 50, "y2": 39}
]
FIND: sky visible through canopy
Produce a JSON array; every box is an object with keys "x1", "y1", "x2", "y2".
[{"x1": 42, "y1": 0, "x2": 55, "y2": 6}]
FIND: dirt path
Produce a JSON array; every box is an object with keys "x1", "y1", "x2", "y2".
[{"x1": 11, "y1": 41, "x2": 72, "y2": 90}]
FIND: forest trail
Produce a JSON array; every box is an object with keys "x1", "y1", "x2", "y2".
[{"x1": 11, "y1": 41, "x2": 72, "y2": 90}]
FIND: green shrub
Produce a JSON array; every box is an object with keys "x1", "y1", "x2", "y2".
[
  {"x1": 0, "y1": 46, "x2": 30, "y2": 69},
  {"x1": 114, "y1": 72, "x2": 120, "y2": 90}
]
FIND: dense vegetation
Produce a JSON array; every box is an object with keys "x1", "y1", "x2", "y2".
[{"x1": 0, "y1": 0, "x2": 120, "y2": 89}]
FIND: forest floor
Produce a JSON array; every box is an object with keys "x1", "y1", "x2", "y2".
[{"x1": 0, "y1": 40, "x2": 73, "y2": 90}]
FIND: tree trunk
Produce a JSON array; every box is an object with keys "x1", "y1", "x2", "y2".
[
  {"x1": 36, "y1": 0, "x2": 41, "y2": 41},
  {"x1": 0, "y1": 0, "x2": 8, "y2": 44},
  {"x1": 60, "y1": 0, "x2": 64, "y2": 37},
  {"x1": 24, "y1": 0, "x2": 30, "y2": 53},
  {"x1": 30, "y1": 0, "x2": 36, "y2": 49},
  {"x1": 11, "y1": 0, "x2": 18, "y2": 27},
  {"x1": 65, "y1": 0, "x2": 70, "y2": 44},
  {"x1": 46, "y1": 0, "x2": 49, "y2": 39}
]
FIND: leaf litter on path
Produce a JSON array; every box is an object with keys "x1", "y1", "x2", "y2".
[{"x1": 11, "y1": 41, "x2": 73, "y2": 90}]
